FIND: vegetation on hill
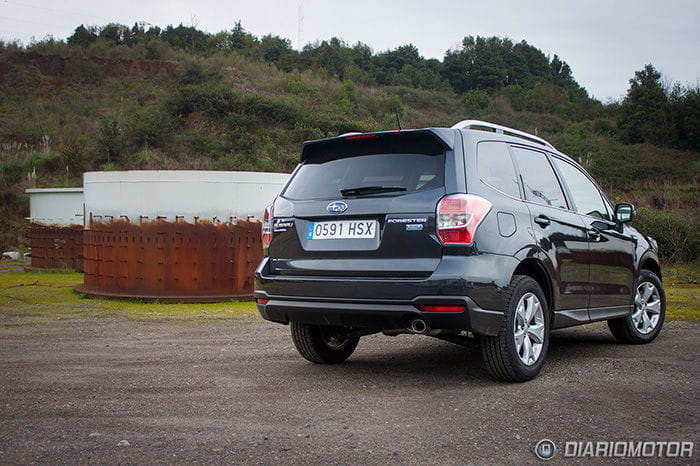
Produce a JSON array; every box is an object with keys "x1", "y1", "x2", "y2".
[{"x1": 0, "y1": 22, "x2": 697, "y2": 263}]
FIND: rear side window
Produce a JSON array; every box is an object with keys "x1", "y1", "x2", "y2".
[
  {"x1": 511, "y1": 147, "x2": 567, "y2": 209},
  {"x1": 552, "y1": 157, "x2": 611, "y2": 220},
  {"x1": 283, "y1": 152, "x2": 444, "y2": 200},
  {"x1": 477, "y1": 142, "x2": 520, "y2": 197}
]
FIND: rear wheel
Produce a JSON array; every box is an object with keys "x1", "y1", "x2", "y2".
[
  {"x1": 290, "y1": 322, "x2": 359, "y2": 364},
  {"x1": 479, "y1": 275, "x2": 550, "y2": 382},
  {"x1": 608, "y1": 270, "x2": 665, "y2": 344}
]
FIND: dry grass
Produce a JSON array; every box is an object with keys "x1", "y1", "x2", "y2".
[
  {"x1": 1, "y1": 260, "x2": 697, "y2": 321},
  {"x1": 0, "y1": 261, "x2": 257, "y2": 321}
]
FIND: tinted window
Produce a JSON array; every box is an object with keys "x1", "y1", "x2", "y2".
[
  {"x1": 552, "y1": 157, "x2": 611, "y2": 220},
  {"x1": 283, "y1": 153, "x2": 444, "y2": 200},
  {"x1": 511, "y1": 147, "x2": 567, "y2": 209},
  {"x1": 477, "y1": 142, "x2": 520, "y2": 197}
]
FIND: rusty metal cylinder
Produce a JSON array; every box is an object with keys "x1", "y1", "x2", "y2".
[
  {"x1": 27, "y1": 224, "x2": 84, "y2": 271},
  {"x1": 75, "y1": 171, "x2": 289, "y2": 302},
  {"x1": 26, "y1": 188, "x2": 85, "y2": 271}
]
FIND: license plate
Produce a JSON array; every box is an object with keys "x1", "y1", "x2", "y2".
[{"x1": 307, "y1": 220, "x2": 378, "y2": 240}]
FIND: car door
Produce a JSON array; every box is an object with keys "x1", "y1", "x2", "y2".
[
  {"x1": 550, "y1": 156, "x2": 636, "y2": 316},
  {"x1": 510, "y1": 146, "x2": 591, "y2": 315}
]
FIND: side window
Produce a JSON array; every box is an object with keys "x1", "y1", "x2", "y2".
[
  {"x1": 477, "y1": 142, "x2": 520, "y2": 197},
  {"x1": 511, "y1": 147, "x2": 567, "y2": 209},
  {"x1": 551, "y1": 157, "x2": 611, "y2": 221}
]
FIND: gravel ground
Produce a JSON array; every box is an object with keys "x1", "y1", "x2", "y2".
[{"x1": 0, "y1": 315, "x2": 697, "y2": 464}]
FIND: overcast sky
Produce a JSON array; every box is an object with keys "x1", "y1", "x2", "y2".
[{"x1": 1, "y1": 0, "x2": 698, "y2": 101}]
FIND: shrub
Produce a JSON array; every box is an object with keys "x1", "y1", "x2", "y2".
[
  {"x1": 173, "y1": 130, "x2": 224, "y2": 159},
  {"x1": 124, "y1": 106, "x2": 175, "y2": 149},
  {"x1": 634, "y1": 207, "x2": 700, "y2": 263},
  {"x1": 65, "y1": 59, "x2": 104, "y2": 85},
  {"x1": 0, "y1": 191, "x2": 28, "y2": 250},
  {"x1": 386, "y1": 94, "x2": 404, "y2": 117},
  {"x1": 58, "y1": 142, "x2": 87, "y2": 175},
  {"x1": 337, "y1": 81, "x2": 358, "y2": 117},
  {"x1": 97, "y1": 120, "x2": 122, "y2": 163},
  {"x1": 592, "y1": 118, "x2": 616, "y2": 137},
  {"x1": 461, "y1": 89, "x2": 490, "y2": 112},
  {"x1": 2, "y1": 64, "x2": 43, "y2": 95},
  {"x1": 177, "y1": 60, "x2": 207, "y2": 85}
]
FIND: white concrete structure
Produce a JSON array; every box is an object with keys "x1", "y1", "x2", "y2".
[
  {"x1": 26, "y1": 188, "x2": 84, "y2": 226},
  {"x1": 83, "y1": 171, "x2": 290, "y2": 224}
]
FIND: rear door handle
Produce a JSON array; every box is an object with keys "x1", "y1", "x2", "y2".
[{"x1": 534, "y1": 215, "x2": 550, "y2": 227}]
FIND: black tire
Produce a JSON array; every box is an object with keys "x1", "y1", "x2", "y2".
[
  {"x1": 478, "y1": 275, "x2": 550, "y2": 382},
  {"x1": 290, "y1": 322, "x2": 359, "y2": 364},
  {"x1": 608, "y1": 270, "x2": 665, "y2": 344}
]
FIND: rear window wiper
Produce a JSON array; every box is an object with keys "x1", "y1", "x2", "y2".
[{"x1": 340, "y1": 186, "x2": 407, "y2": 197}]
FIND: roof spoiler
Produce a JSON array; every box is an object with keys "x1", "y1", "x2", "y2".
[{"x1": 301, "y1": 129, "x2": 455, "y2": 162}]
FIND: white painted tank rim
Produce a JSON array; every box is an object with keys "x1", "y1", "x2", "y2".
[
  {"x1": 82, "y1": 169, "x2": 290, "y2": 222},
  {"x1": 84, "y1": 180, "x2": 283, "y2": 184},
  {"x1": 84, "y1": 170, "x2": 290, "y2": 179},
  {"x1": 26, "y1": 188, "x2": 84, "y2": 193}
]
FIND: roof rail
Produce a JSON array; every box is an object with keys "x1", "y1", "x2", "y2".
[{"x1": 451, "y1": 119, "x2": 555, "y2": 150}]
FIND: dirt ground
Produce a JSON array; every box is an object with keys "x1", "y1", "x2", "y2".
[{"x1": 0, "y1": 313, "x2": 697, "y2": 464}]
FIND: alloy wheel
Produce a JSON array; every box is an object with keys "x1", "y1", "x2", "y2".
[
  {"x1": 631, "y1": 282, "x2": 662, "y2": 335},
  {"x1": 513, "y1": 292, "x2": 545, "y2": 366}
]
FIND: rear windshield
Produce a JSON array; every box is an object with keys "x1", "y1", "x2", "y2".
[{"x1": 283, "y1": 152, "x2": 445, "y2": 200}]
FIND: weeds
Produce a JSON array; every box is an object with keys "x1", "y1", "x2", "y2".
[{"x1": 0, "y1": 263, "x2": 257, "y2": 320}]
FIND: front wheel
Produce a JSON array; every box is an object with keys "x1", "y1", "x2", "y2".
[
  {"x1": 608, "y1": 270, "x2": 665, "y2": 344},
  {"x1": 479, "y1": 275, "x2": 550, "y2": 382},
  {"x1": 290, "y1": 322, "x2": 359, "y2": 364}
]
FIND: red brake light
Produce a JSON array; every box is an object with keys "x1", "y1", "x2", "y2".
[
  {"x1": 262, "y1": 204, "x2": 273, "y2": 248},
  {"x1": 344, "y1": 134, "x2": 379, "y2": 141},
  {"x1": 436, "y1": 194, "x2": 492, "y2": 244}
]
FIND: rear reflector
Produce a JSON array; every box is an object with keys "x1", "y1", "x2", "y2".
[
  {"x1": 419, "y1": 305, "x2": 465, "y2": 312},
  {"x1": 436, "y1": 194, "x2": 492, "y2": 244},
  {"x1": 255, "y1": 298, "x2": 269, "y2": 305}
]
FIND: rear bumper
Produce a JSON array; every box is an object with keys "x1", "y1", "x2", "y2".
[
  {"x1": 254, "y1": 255, "x2": 518, "y2": 336},
  {"x1": 255, "y1": 294, "x2": 503, "y2": 336}
]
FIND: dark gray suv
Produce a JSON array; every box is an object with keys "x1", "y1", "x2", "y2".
[{"x1": 254, "y1": 120, "x2": 665, "y2": 381}]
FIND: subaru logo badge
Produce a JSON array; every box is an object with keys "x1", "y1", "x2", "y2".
[{"x1": 327, "y1": 201, "x2": 348, "y2": 213}]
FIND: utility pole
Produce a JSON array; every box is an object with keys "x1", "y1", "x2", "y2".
[{"x1": 298, "y1": 0, "x2": 303, "y2": 50}]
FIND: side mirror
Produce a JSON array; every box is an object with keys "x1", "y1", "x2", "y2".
[{"x1": 614, "y1": 203, "x2": 635, "y2": 223}]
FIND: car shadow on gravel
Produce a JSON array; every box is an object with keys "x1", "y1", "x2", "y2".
[{"x1": 279, "y1": 324, "x2": 652, "y2": 385}]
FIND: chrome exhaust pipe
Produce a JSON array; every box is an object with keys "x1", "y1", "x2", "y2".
[{"x1": 410, "y1": 318, "x2": 429, "y2": 334}]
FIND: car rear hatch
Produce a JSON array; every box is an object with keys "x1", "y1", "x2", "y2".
[{"x1": 266, "y1": 130, "x2": 453, "y2": 278}]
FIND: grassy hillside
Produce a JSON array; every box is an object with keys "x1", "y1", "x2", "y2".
[{"x1": 0, "y1": 42, "x2": 698, "y2": 263}]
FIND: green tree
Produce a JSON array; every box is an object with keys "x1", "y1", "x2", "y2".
[
  {"x1": 99, "y1": 23, "x2": 130, "y2": 45},
  {"x1": 441, "y1": 36, "x2": 508, "y2": 92},
  {"x1": 227, "y1": 21, "x2": 258, "y2": 50},
  {"x1": 257, "y1": 35, "x2": 295, "y2": 71},
  {"x1": 618, "y1": 64, "x2": 671, "y2": 145},
  {"x1": 97, "y1": 120, "x2": 122, "y2": 164},
  {"x1": 67, "y1": 24, "x2": 97, "y2": 47},
  {"x1": 160, "y1": 24, "x2": 209, "y2": 52},
  {"x1": 669, "y1": 84, "x2": 700, "y2": 150}
]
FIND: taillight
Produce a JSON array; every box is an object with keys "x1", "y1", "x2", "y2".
[
  {"x1": 262, "y1": 204, "x2": 273, "y2": 248},
  {"x1": 344, "y1": 133, "x2": 379, "y2": 141},
  {"x1": 436, "y1": 194, "x2": 492, "y2": 244}
]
